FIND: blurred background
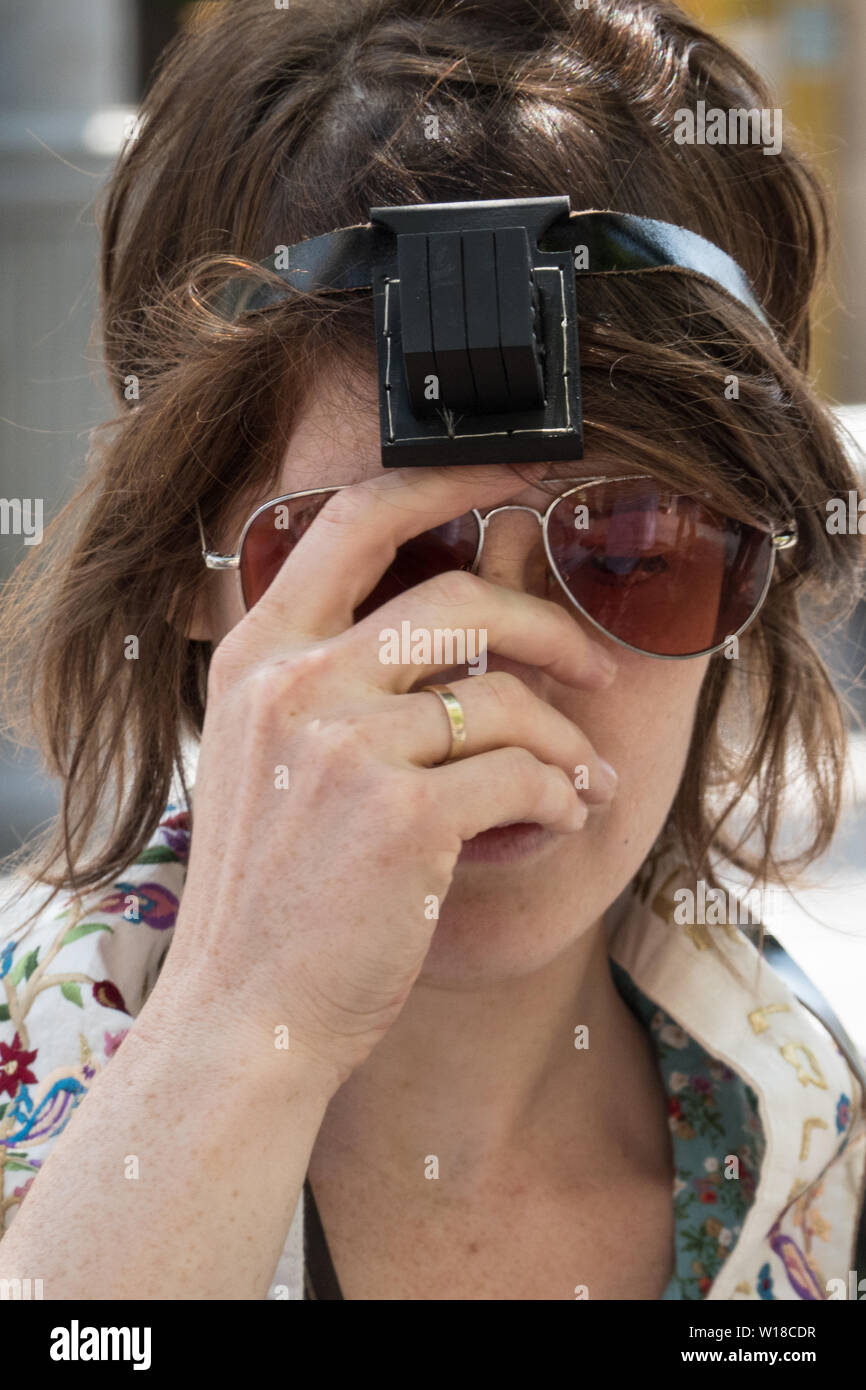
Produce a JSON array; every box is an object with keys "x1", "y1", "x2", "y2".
[{"x1": 0, "y1": 1, "x2": 864, "y2": 1060}]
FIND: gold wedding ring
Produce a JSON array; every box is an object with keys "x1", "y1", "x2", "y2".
[{"x1": 420, "y1": 684, "x2": 467, "y2": 764}]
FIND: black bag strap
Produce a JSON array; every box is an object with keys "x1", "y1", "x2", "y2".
[
  {"x1": 303, "y1": 1176, "x2": 344, "y2": 1301},
  {"x1": 759, "y1": 933, "x2": 866, "y2": 1096}
]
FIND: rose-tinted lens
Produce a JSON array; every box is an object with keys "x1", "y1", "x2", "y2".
[
  {"x1": 239, "y1": 492, "x2": 333, "y2": 609},
  {"x1": 546, "y1": 480, "x2": 774, "y2": 656},
  {"x1": 354, "y1": 513, "x2": 480, "y2": 621},
  {"x1": 239, "y1": 493, "x2": 480, "y2": 614}
]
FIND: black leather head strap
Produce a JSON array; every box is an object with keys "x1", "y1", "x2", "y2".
[{"x1": 214, "y1": 196, "x2": 772, "y2": 469}]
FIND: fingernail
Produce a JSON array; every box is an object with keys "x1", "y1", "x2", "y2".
[{"x1": 595, "y1": 759, "x2": 618, "y2": 796}]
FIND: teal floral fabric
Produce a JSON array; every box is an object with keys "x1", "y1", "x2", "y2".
[{"x1": 609, "y1": 957, "x2": 766, "y2": 1300}]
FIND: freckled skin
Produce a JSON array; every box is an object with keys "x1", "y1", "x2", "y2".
[
  {"x1": 189, "y1": 366, "x2": 708, "y2": 1299},
  {"x1": 194, "y1": 368, "x2": 709, "y2": 987}
]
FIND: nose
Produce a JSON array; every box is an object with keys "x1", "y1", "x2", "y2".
[{"x1": 473, "y1": 505, "x2": 553, "y2": 599}]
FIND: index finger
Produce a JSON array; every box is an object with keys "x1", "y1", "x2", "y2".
[{"x1": 249, "y1": 462, "x2": 550, "y2": 637}]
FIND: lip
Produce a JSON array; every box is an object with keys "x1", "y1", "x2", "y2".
[{"x1": 457, "y1": 821, "x2": 557, "y2": 864}]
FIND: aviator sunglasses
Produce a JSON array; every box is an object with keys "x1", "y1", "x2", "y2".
[{"x1": 198, "y1": 475, "x2": 798, "y2": 660}]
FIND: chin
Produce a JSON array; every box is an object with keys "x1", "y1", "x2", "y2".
[
  {"x1": 414, "y1": 807, "x2": 665, "y2": 988},
  {"x1": 415, "y1": 830, "x2": 608, "y2": 987}
]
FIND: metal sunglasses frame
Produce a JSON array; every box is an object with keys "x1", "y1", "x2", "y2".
[{"x1": 197, "y1": 474, "x2": 798, "y2": 661}]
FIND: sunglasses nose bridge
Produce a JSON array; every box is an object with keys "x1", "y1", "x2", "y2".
[
  {"x1": 478, "y1": 503, "x2": 546, "y2": 530},
  {"x1": 472, "y1": 504, "x2": 552, "y2": 595}
]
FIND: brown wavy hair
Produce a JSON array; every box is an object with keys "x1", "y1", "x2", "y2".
[{"x1": 1, "y1": 0, "x2": 863, "y2": 928}]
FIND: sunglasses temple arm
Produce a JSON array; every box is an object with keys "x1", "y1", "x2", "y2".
[
  {"x1": 195, "y1": 504, "x2": 240, "y2": 569},
  {"x1": 771, "y1": 521, "x2": 798, "y2": 550}
]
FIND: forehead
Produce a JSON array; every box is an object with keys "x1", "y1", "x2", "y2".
[{"x1": 272, "y1": 361, "x2": 625, "y2": 494}]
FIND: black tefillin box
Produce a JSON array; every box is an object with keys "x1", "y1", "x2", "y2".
[
  {"x1": 368, "y1": 197, "x2": 582, "y2": 467},
  {"x1": 218, "y1": 194, "x2": 770, "y2": 473}
]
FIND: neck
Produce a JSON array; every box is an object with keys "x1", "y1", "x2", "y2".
[{"x1": 311, "y1": 911, "x2": 664, "y2": 1196}]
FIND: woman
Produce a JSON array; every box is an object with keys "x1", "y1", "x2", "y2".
[{"x1": 0, "y1": 0, "x2": 863, "y2": 1301}]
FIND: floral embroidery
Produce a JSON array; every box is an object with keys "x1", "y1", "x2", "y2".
[
  {"x1": 93, "y1": 882, "x2": 179, "y2": 930},
  {"x1": 158, "y1": 811, "x2": 191, "y2": 863},
  {"x1": 3, "y1": 1069, "x2": 88, "y2": 1154},
  {"x1": 0, "y1": 941, "x2": 14, "y2": 979},
  {"x1": 759, "y1": 1180, "x2": 835, "y2": 1300},
  {"x1": 1, "y1": 802, "x2": 862, "y2": 1296},
  {"x1": 768, "y1": 1222, "x2": 826, "y2": 1300},
  {"x1": 0, "y1": 801, "x2": 190, "y2": 1234},
  {"x1": 104, "y1": 1029, "x2": 128, "y2": 1058},
  {"x1": 92, "y1": 980, "x2": 127, "y2": 1012},
  {"x1": 0, "y1": 1034, "x2": 38, "y2": 1099},
  {"x1": 757, "y1": 1262, "x2": 775, "y2": 1299}
]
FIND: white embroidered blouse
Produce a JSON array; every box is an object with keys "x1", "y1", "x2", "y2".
[{"x1": 1, "y1": 800, "x2": 863, "y2": 1300}]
